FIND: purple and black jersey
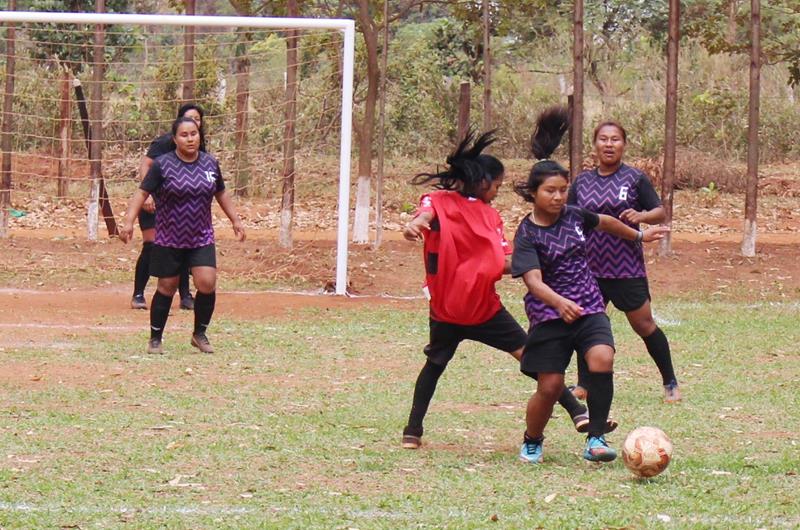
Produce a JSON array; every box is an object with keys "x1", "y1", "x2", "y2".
[
  {"x1": 512, "y1": 206, "x2": 606, "y2": 326},
  {"x1": 568, "y1": 164, "x2": 661, "y2": 279},
  {"x1": 140, "y1": 151, "x2": 225, "y2": 249}
]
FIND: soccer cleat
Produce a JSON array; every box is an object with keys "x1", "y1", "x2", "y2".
[
  {"x1": 401, "y1": 434, "x2": 422, "y2": 449},
  {"x1": 572, "y1": 411, "x2": 619, "y2": 434},
  {"x1": 180, "y1": 295, "x2": 195, "y2": 310},
  {"x1": 583, "y1": 435, "x2": 617, "y2": 462},
  {"x1": 519, "y1": 437, "x2": 544, "y2": 464},
  {"x1": 569, "y1": 384, "x2": 588, "y2": 401},
  {"x1": 131, "y1": 293, "x2": 147, "y2": 310},
  {"x1": 664, "y1": 381, "x2": 682, "y2": 403},
  {"x1": 191, "y1": 333, "x2": 214, "y2": 354},
  {"x1": 146, "y1": 338, "x2": 163, "y2": 355}
]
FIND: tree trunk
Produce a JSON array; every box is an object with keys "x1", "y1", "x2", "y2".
[
  {"x1": 458, "y1": 81, "x2": 471, "y2": 142},
  {"x1": 352, "y1": 0, "x2": 379, "y2": 244},
  {"x1": 482, "y1": 0, "x2": 491, "y2": 131},
  {"x1": 373, "y1": 0, "x2": 389, "y2": 249},
  {"x1": 742, "y1": 0, "x2": 760, "y2": 257},
  {"x1": 234, "y1": 32, "x2": 251, "y2": 196},
  {"x1": 659, "y1": 0, "x2": 679, "y2": 256},
  {"x1": 88, "y1": 0, "x2": 105, "y2": 241},
  {"x1": 279, "y1": 0, "x2": 299, "y2": 249},
  {"x1": 182, "y1": 0, "x2": 196, "y2": 102},
  {"x1": 570, "y1": 0, "x2": 584, "y2": 178},
  {"x1": 0, "y1": 0, "x2": 16, "y2": 239},
  {"x1": 58, "y1": 66, "x2": 71, "y2": 200}
]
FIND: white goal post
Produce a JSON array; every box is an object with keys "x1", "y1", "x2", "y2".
[{"x1": 0, "y1": 11, "x2": 355, "y2": 296}]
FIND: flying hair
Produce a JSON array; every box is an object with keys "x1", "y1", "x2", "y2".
[
  {"x1": 411, "y1": 129, "x2": 501, "y2": 197},
  {"x1": 514, "y1": 106, "x2": 570, "y2": 202}
]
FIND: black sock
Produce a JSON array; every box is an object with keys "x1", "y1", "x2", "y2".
[
  {"x1": 193, "y1": 291, "x2": 216, "y2": 336},
  {"x1": 643, "y1": 327, "x2": 677, "y2": 386},
  {"x1": 558, "y1": 386, "x2": 587, "y2": 418},
  {"x1": 179, "y1": 266, "x2": 192, "y2": 299},
  {"x1": 524, "y1": 432, "x2": 544, "y2": 444},
  {"x1": 133, "y1": 242, "x2": 153, "y2": 295},
  {"x1": 404, "y1": 360, "x2": 446, "y2": 438},
  {"x1": 150, "y1": 290, "x2": 173, "y2": 340},
  {"x1": 576, "y1": 352, "x2": 589, "y2": 390},
  {"x1": 585, "y1": 371, "x2": 614, "y2": 438}
]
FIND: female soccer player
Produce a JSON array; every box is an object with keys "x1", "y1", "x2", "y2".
[
  {"x1": 401, "y1": 130, "x2": 606, "y2": 450},
  {"x1": 130, "y1": 103, "x2": 207, "y2": 311},
  {"x1": 567, "y1": 121, "x2": 680, "y2": 402},
  {"x1": 120, "y1": 116, "x2": 245, "y2": 355},
  {"x1": 512, "y1": 107, "x2": 667, "y2": 464}
]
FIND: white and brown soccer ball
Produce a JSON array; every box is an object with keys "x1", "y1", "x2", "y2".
[{"x1": 622, "y1": 426, "x2": 673, "y2": 478}]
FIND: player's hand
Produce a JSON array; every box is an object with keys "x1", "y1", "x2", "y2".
[
  {"x1": 403, "y1": 219, "x2": 430, "y2": 241},
  {"x1": 142, "y1": 195, "x2": 156, "y2": 214},
  {"x1": 619, "y1": 208, "x2": 644, "y2": 224},
  {"x1": 642, "y1": 225, "x2": 670, "y2": 243},
  {"x1": 233, "y1": 220, "x2": 246, "y2": 242},
  {"x1": 556, "y1": 297, "x2": 583, "y2": 324},
  {"x1": 119, "y1": 222, "x2": 133, "y2": 244}
]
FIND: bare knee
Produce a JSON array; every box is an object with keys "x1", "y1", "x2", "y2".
[
  {"x1": 536, "y1": 374, "x2": 565, "y2": 402},
  {"x1": 156, "y1": 277, "x2": 179, "y2": 296},
  {"x1": 585, "y1": 346, "x2": 615, "y2": 373}
]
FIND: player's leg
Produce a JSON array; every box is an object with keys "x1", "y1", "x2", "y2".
[
  {"x1": 178, "y1": 264, "x2": 194, "y2": 310},
  {"x1": 147, "y1": 244, "x2": 183, "y2": 354},
  {"x1": 579, "y1": 314, "x2": 617, "y2": 462},
  {"x1": 188, "y1": 244, "x2": 217, "y2": 353},
  {"x1": 131, "y1": 213, "x2": 156, "y2": 309},
  {"x1": 625, "y1": 299, "x2": 680, "y2": 402},
  {"x1": 402, "y1": 319, "x2": 461, "y2": 449}
]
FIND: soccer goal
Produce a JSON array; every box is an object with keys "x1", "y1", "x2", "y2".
[{"x1": 0, "y1": 10, "x2": 355, "y2": 295}]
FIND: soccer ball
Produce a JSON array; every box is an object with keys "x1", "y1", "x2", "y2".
[{"x1": 622, "y1": 426, "x2": 673, "y2": 478}]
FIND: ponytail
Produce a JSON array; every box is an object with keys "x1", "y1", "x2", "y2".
[{"x1": 514, "y1": 106, "x2": 570, "y2": 203}]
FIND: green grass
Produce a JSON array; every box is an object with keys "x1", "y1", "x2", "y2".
[{"x1": 1, "y1": 299, "x2": 798, "y2": 529}]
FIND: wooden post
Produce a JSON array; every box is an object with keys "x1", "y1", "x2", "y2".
[
  {"x1": 182, "y1": 0, "x2": 196, "y2": 102},
  {"x1": 0, "y1": 0, "x2": 16, "y2": 239},
  {"x1": 570, "y1": 0, "x2": 584, "y2": 178},
  {"x1": 659, "y1": 0, "x2": 680, "y2": 256},
  {"x1": 373, "y1": 0, "x2": 389, "y2": 249},
  {"x1": 457, "y1": 81, "x2": 471, "y2": 142},
  {"x1": 481, "y1": 0, "x2": 491, "y2": 131},
  {"x1": 58, "y1": 66, "x2": 71, "y2": 200},
  {"x1": 234, "y1": 32, "x2": 251, "y2": 196},
  {"x1": 279, "y1": 0, "x2": 299, "y2": 249},
  {"x1": 742, "y1": 0, "x2": 760, "y2": 257}
]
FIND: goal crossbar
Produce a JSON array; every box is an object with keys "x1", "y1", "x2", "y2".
[{"x1": 0, "y1": 11, "x2": 355, "y2": 296}]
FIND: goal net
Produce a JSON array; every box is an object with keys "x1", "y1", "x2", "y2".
[{"x1": 0, "y1": 11, "x2": 354, "y2": 294}]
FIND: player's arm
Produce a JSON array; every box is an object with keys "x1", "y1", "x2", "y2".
[
  {"x1": 119, "y1": 189, "x2": 150, "y2": 243},
  {"x1": 597, "y1": 214, "x2": 668, "y2": 243},
  {"x1": 521, "y1": 269, "x2": 583, "y2": 324},
  {"x1": 404, "y1": 211, "x2": 434, "y2": 241},
  {"x1": 620, "y1": 175, "x2": 665, "y2": 224},
  {"x1": 138, "y1": 156, "x2": 156, "y2": 214},
  {"x1": 215, "y1": 189, "x2": 246, "y2": 241}
]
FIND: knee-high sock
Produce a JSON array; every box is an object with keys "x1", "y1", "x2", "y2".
[
  {"x1": 558, "y1": 385, "x2": 587, "y2": 418},
  {"x1": 643, "y1": 327, "x2": 677, "y2": 385},
  {"x1": 584, "y1": 371, "x2": 614, "y2": 438},
  {"x1": 133, "y1": 242, "x2": 153, "y2": 295},
  {"x1": 576, "y1": 352, "x2": 589, "y2": 389},
  {"x1": 193, "y1": 291, "x2": 216, "y2": 335},
  {"x1": 150, "y1": 291, "x2": 173, "y2": 340},
  {"x1": 179, "y1": 265, "x2": 192, "y2": 299},
  {"x1": 404, "y1": 360, "x2": 446, "y2": 437}
]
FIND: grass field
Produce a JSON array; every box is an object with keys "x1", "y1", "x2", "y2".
[{"x1": 1, "y1": 286, "x2": 798, "y2": 529}]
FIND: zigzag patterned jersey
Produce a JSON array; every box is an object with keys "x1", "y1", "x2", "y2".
[
  {"x1": 568, "y1": 164, "x2": 661, "y2": 278},
  {"x1": 511, "y1": 206, "x2": 606, "y2": 326},
  {"x1": 141, "y1": 151, "x2": 225, "y2": 248}
]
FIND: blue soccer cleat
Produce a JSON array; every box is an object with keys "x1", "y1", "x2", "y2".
[
  {"x1": 519, "y1": 438, "x2": 544, "y2": 464},
  {"x1": 584, "y1": 435, "x2": 617, "y2": 462}
]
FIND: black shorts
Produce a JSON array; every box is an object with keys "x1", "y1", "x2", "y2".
[
  {"x1": 150, "y1": 244, "x2": 216, "y2": 278},
  {"x1": 424, "y1": 307, "x2": 527, "y2": 367},
  {"x1": 138, "y1": 210, "x2": 156, "y2": 231},
  {"x1": 520, "y1": 313, "x2": 614, "y2": 377},
  {"x1": 597, "y1": 277, "x2": 651, "y2": 312}
]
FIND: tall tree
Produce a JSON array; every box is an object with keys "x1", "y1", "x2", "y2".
[
  {"x1": 742, "y1": 0, "x2": 760, "y2": 257},
  {"x1": 660, "y1": 0, "x2": 680, "y2": 256}
]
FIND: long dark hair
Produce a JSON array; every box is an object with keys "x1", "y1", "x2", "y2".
[
  {"x1": 411, "y1": 129, "x2": 503, "y2": 197},
  {"x1": 514, "y1": 106, "x2": 570, "y2": 203},
  {"x1": 176, "y1": 103, "x2": 206, "y2": 151}
]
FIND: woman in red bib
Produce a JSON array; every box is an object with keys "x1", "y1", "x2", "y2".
[{"x1": 401, "y1": 131, "x2": 608, "y2": 449}]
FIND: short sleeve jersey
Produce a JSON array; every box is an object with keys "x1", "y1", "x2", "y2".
[
  {"x1": 140, "y1": 151, "x2": 225, "y2": 248},
  {"x1": 568, "y1": 164, "x2": 661, "y2": 278},
  {"x1": 417, "y1": 191, "x2": 511, "y2": 326},
  {"x1": 511, "y1": 205, "x2": 605, "y2": 326}
]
